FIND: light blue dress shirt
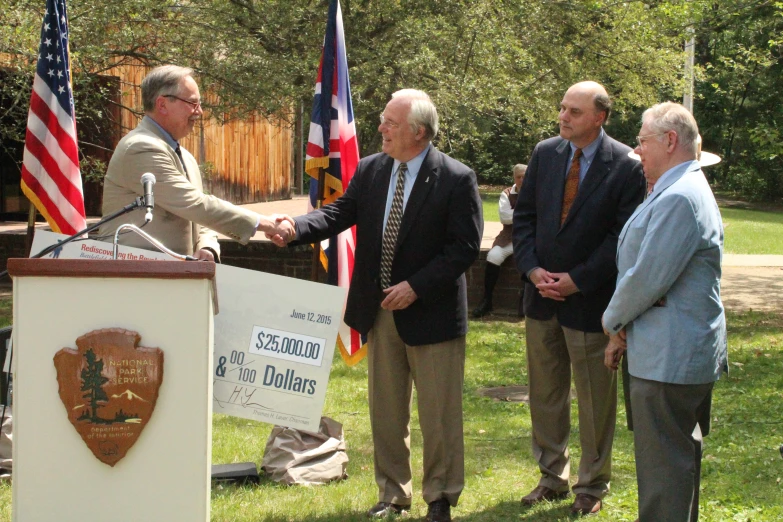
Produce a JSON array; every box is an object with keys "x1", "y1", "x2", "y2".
[
  {"x1": 146, "y1": 116, "x2": 187, "y2": 171},
  {"x1": 648, "y1": 162, "x2": 681, "y2": 196},
  {"x1": 382, "y1": 144, "x2": 431, "y2": 231},
  {"x1": 567, "y1": 128, "x2": 604, "y2": 184}
]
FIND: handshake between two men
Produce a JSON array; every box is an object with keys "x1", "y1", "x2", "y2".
[
  {"x1": 260, "y1": 214, "x2": 296, "y2": 248},
  {"x1": 259, "y1": 214, "x2": 418, "y2": 312}
]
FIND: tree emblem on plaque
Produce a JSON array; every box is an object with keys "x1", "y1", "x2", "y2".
[{"x1": 53, "y1": 329, "x2": 164, "y2": 466}]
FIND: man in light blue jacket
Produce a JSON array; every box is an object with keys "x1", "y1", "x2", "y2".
[{"x1": 602, "y1": 102, "x2": 727, "y2": 522}]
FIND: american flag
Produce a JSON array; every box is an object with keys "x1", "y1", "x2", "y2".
[
  {"x1": 20, "y1": 0, "x2": 86, "y2": 236},
  {"x1": 305, "y1": 0, "x2": 365, "y2": 366}
]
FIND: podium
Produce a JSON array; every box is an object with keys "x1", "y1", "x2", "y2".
[{"x1": 7, "y1": 258, "x2": 216, "y2": 522}]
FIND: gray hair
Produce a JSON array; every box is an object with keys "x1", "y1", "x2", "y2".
[
  {"x1": 141, "y1": 65, "x2": 194, "y2": 113},
  {"x1": 642, "y1": 102, "x2": 699, "y2": 156},
  {"x1": 513, "y1": 164, "x2": 527, "y2": 176},
  {"x1": 391, "y1": 89, "x2": 439, "y2": 140}
]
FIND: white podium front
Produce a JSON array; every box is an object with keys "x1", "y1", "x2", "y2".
[{"x1": 8, "y1": 259, "x2": 216, "y2": 522}]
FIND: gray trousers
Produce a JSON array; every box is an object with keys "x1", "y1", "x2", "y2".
[{"x1": 630, "y1": 376, "x2": 714, "y2": 522}]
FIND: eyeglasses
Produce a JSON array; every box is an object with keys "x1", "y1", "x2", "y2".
[
  {"x1": 164, "y1": 95, "x2": 202, "y2": 110},
  {"x1": 379, "y1": 114, "x2": 400, "y2": 128},
  {"x1": 635, "y1": 132, "x2": 667, "y2": 147}
]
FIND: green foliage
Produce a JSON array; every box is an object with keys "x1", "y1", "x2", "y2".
[
  {"x1": 0, "y1": 298, "x2": 10, "y2": 329},
  {"x1": 0, "y1": 0, "x2": 688, "y2": 194},
  {"x1": 79, "y1": 157, "x2": 107, "y2": 184},
  {"x1": 694, "y1": 0, "x2": 783, "y2": 202},
  {"x1": 2, "y1": 0, "x2": 781, "y2": 201}
]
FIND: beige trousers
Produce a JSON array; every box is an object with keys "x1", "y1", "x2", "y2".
[
  {"x1": 367, "y1": 308, "x2": 465, "y2": 507},
  {"x1": 525, "y1": 316, "x2": 616, "y2": 498}
]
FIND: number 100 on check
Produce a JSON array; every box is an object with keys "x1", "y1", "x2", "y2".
[{"x1": 248, "y1": 326, "x2": 326, "y2": 367}]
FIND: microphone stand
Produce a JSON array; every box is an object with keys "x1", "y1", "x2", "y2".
[
  {"x1": 0, "y1": 195, "x2": 148, "y2": 431},
  {"x1": 112, "y1": 224, "x2": 197, "y2": 261},
  {"x1": 0, "y1": 196, "x2": 146, "y2": 280}
]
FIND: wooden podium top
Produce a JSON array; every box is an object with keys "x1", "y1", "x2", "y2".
[{"x1": 6, "y1": 258, "x2": 216, "y2": 280}]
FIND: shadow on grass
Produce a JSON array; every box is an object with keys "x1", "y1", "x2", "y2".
[
  {"x1": 211, "y1": 486, "x2": 580, "y2": 522},
  {"x1": 461, "y1": 499, "x2": 576, "y2": 522}
]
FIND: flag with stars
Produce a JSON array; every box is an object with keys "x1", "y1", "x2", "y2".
[
  {"x1": 305, "y1": 0, "x2": 365, "y2": 366},
  {"x1": 20, "y1": 0, "x2": 86, "y2": 235}
]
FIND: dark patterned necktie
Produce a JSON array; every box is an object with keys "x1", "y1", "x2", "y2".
[
  {"x1": 175, "y1": 144, "x2": 188, "y2": 175},
  {"x1": 560, "y1": 148, "x2": 582, "y2": 225},
  {"x1": 380, "y1": 163, "x2": 407, "y2": 288}
]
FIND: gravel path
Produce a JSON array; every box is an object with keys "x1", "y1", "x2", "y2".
[{"x1": 720, "y1": 266, "x2": 783, "y2": 312}]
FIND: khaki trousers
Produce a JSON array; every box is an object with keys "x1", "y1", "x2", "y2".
[
  {"x1": 367, "y1": 308, "x2": 465, "y2": 507},
  {"x1": 525, "y1": 317, "x2": 616, "y2": 498}
]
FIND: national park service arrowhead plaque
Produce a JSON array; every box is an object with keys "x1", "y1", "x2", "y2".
[{"x1": 53, "y1": 329, "x2": 164, "y2": 466}]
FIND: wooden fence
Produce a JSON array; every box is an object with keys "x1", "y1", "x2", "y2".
[{"x1": 109, "y1": 63, "x2": 292, "y2": 204}]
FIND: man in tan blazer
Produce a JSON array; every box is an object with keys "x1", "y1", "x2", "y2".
[{"x1": 100, "y1": 65, "x2": 280, "y2": 260}]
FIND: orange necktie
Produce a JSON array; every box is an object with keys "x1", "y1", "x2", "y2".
[{"x1": 560, "y1": 148, "x2": 582, "y2": 225}]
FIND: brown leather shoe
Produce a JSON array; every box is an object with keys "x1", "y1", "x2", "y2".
[
  {"x1": 366, "y1": 502, "x2": 410, "y2": 518},
  {"x1": 520, "y1": 485, "x2": 570, "y2": 506},
  {"x1": 570, "y1": 493, "x2": 602, "y2": 515}
]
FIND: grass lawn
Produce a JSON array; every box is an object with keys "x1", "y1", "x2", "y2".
[
  {"x1": 1, "y1": 293, "x2": 781, "y2": 520},
  {"x1": 481, "y1": 191, "x2": 502, "y2": 225},
  {"x1": 720, "y1": 207, "x2": 783, "y2": 255},
  {"x1": 480, "y1": 193, "x2": 783, "y2": 255}
]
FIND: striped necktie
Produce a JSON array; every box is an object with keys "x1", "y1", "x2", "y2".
[
  {"x1": 380, "y1": 163, "x2": 407, "y2": 288},
  {"x1": 560, "y1": 148, "x2": 582, "y2": 225}
]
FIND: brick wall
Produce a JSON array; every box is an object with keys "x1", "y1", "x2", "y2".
[
  {"x1": 221, "y1": 241, "x2": 524, "y2": 315},
  {"x1": 466, "y1": 251, "x2": 524, "y2": 315},
  {"x1": 219, "y1": 240, "x2": 325, "y2": 283},
  {"x1": 2, "y1": 235, "x2": 524, "y2": 314}
]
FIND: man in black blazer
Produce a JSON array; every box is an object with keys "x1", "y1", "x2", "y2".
[
  {"x1": 276, "y1": 89, "x2": 482, "y2": 522},
  {"x1": 513, "y1": 81, "x2": 645, "y2": 515}
]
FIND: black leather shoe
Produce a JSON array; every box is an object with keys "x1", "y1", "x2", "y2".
[
  {"x1": 472, "y1": 298, "x2": 493, "y2": 318},
  {"x1": 425, "y1": 499, "x2": 451, "y2": 522},
  {"x1": 366, "y1": 502, "x2": 409, "y2": 518}
]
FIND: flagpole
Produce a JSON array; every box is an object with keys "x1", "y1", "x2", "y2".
[
  {"x1": 310, "y1": 166, "x2": 326, "y2": 281},
  {"x1": 24, "y1": 204, "x2": 37, "y2": 257}
]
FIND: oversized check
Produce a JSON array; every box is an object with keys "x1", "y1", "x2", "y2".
[
  {"x1": 30, "y1": 231, "x2": 345, "y2": 432},
  {"x1": 210, "y1": 264, "x2": 343, "y2": 431}
]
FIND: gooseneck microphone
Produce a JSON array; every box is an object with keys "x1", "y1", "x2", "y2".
[{"x1": 140, "y1": 173, "x2": 156, "y2": 223}]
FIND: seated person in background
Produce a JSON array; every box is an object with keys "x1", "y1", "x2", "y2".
[{"x1": 472, "y1": 163, "x2": 527, "y2": 318}]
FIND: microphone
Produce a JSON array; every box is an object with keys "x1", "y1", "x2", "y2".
[{"x1": 140, "y1": 173, "x2": 156, "y2": 222}]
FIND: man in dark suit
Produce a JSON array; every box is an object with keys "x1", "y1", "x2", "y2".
[
  {"x1": 512, "y1": 81, "x2": 645, "y2": 515},
  {"x1": 275, "y1": 89, "x2": 482, "y2": 522}
]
